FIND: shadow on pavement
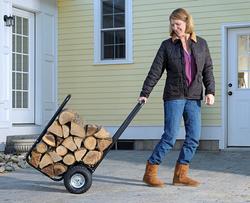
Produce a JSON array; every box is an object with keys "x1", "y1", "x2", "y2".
[
  {"x1": 93, "y1": 174, "x2": 145, "y2": 187},
  {"x1": 0, "y1": 175, "x2": 66, "y2": 193},
  {"x1": 105, "y1": 150, "x2": 250, "y2": 176}
]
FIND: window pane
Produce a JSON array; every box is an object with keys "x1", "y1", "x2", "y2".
[
  {"x1": 16, "y1": 73, "x2": 22, "y2": 90},
  {"x1": 23, "y1": 36, "x2": 28, "y2": 54},
  {"x1": 239, "y1": 56, "x2": 248, "y2": 70},
  {"x1": 17, "y1": 35, "x2": 22, "y2": 53},
  {"x1": 23, "y1": 73, "x2": 28, "y2": 90},
  {"x1": 103, "y1": 31, "x2": 114, "y2": 45},
  {"x1": 103, "y1": 45, "x2": 114, "y2": 59},
  {"x1": 103, "y1": 0, "x2": 113, "y2": 15},
  {"x1": 115, "y1": 45, "x2": 125, "y2": 58},
  {"x1": 103, "y1": 15, "x2": 113, "y2": 28},
  {"x1": 114, "y1": 0, "x2": 125, "y2": 13},
  {"x1": 16, "y1": 91, "x2": 22, "y2": 108},
  {"x1": 16, "y1": 16, "x2": 22, "y2": 34},
  {"x1": 114, "y1": 14, "x2": 125, "y2": 27},
  {"x1": 23, "y1": 18, "x2": 28, "y2": 36},
  {"x1": 16, "y1": 54, "x2": 22, "y2": 71},
  {"x1": 115, "y1": 30, "x2": 125, "y2": 44},
  {"x1": 12, "y1": 53, "x2": 15, "y2": 71},
  {"x1": 12, "y1": 91, "x2": 16, "y2": 108},
  {"x1": 23, "y1": 92, "x2": 28, "y2": 108},
  {"x1": 238, "y1": 35, "x2": 247, "y2": 53},
  {"x1": 12, "y1": 72, "x2": 16, "y2": 89},
  {"x1": 23, "y1": 55, "x2": 28, "y2": 72},
  {"x1": 12, "y1": 35, "x2": 15, "y2": 52},
  {"x1": 238, "y1": 72, "x2": 249, "y2": 88},
  {"x1": 13, "y1": 16, "x2": 16, "y2": 33}
]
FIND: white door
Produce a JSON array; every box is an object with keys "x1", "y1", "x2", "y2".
[
  {"x1": 12, "y1": 8, "x2": 35, "y2": 124},
  {"x1": 228, "y1": 28, "x2": 250, "y2": 146}
]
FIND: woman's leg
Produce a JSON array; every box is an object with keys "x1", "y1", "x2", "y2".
[
  {"x1": 143, "y1": 100, "x2": 185, "y2": 187},
  {"x1": 178, "y1": 100, "x2": 201, "y2": 164},
  {"x1": 148, "y1": 100, "x2": 185, "y2": 164},
  {"x1": 173, "y1": 100, "x2": 201, "y2": 187}
]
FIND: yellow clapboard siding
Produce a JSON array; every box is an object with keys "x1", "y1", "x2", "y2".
[
  {"x1": 58, "y1": 0, "x2": 250, "y2": 127},
  {"x1": 133, "y1": 0, "x2": 250, "y2": 11}
]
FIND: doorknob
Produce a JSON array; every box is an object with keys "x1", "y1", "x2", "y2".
[
  {"x1": 228, "y1": 91, "x2": 233, "y2": 96},
  {"x1": 228, "y1": 83, "x2": 232, "y2": 87}
]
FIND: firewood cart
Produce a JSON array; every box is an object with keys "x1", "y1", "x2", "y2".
[{"x1": 26, "y1": 95, "x2": 144, "y2": 194}]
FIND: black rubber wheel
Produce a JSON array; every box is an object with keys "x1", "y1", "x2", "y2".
[{"x1": 63, "y1": 165, "x2": 92, "y2": 194}]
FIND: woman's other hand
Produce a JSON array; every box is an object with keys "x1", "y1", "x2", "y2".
[{"x1": 205, "y1": 94, "x2": 215, "y2": 105}]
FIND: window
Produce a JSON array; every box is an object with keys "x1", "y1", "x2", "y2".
[
  {"x1": 94, "y1": 0, "x2": 133, "y2": 64},
  {"x1": 238, "y1": 35, "x2": 250, "y2": 88}
]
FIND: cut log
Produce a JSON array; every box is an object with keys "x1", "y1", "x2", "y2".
[
  {"x1": 54, "y1": 163, "x2": 68, "y2": 176},
  {"x1": 39, "y1": 153, "x2": 53, "y2": 169},
  {"x1": 97, "y1": 138, "x2": 112, "y2": 152},
  {"x1": 42, "y1": 133, "x2": 56, "y2": 147},
  {"x1": 62, "y1": 125, "x2": 70, "y2": 138},
  {"x1": 86, "y1": 124, "x2": 99, "y2": 136},
  {"x1": 30, "y1": 151, "x2": 42, "y2": 168},
  {"x1": 58, "y1": 109, "x2": 76, "y2": 125},
  {"x1": 63, "y1": 154, "x2": 76, "y2": 165},
  {"x1": 94, "y1": 127, "x2": 111, "y2": 139},
  {"x1": 62, "y1": 136, "x2": 77, "y2": 152},
  {"x1": 56, "y1": 137, "x2": 64, "y2": 147},
  {"x1": 82, "y1": 150, "x2": 102, "y2": 166},
  {"x1": 56, "y1": 145, "x2": 68, "y2": 156},
  {"x1": 48, "y1": 120, "x2": 63, "y2": 137},
  {"x1": 48, "y1": 151, "x2": 63, "y2": 163},
  {"x1": 84, "y1": 136, "x2": 97, "y2": 150},
  {"x1": 70, "y1": 122, "x2": 85, "y2": 138},
  {"x1": 41, "y1": 164, "x2": 54, "y2": 177},
  {"x1": 74, "y1": 148, "x2": 87, "y2": 162},
  {"x1": 36, "y1": 142, "x2": 48, "y2": 154},
  {"x1": 74, "y1": 137, "x2": 83, "y2": 149}
]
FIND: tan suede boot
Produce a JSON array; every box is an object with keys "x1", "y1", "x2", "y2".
[
  {"x1": 172, "y1": 163, "x2": 200, "y2": 187},
  {"x1": 143, "y1": 161, "x2": 164, "y2": 187}
]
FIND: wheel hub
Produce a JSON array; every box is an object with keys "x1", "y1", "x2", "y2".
[{"x1": 70, "y1": 174, "x2": 85, "y2": 189}]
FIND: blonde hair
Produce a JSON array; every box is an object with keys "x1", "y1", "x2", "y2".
[{"x1": 169, "y1": 8, "x2": 194, "y2": 36}]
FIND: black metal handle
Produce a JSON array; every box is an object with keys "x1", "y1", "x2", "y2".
[
  {"x1": 228, "y1": 83, "x2": 232, "y2": 87},
  {"x1": 112, "y1": 101, "x2": 145, "y2": 142},
  {"x1": 91, "y1": 101, "x2": 145, "y2": 172},
  {"x1": 228, "y1": 91, "x2": 232, "y2": 96}
]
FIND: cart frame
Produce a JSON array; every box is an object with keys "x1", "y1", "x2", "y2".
[{"x1": 26, "y1": 94, "x2": 145, "y2": 192}]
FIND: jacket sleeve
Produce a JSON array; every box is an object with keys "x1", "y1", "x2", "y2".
[
  {"x1": 140, "y1": 42, "x2": 166, "y2": 98},
  {"x1": 202, "y1": 40, "x2": 215, "y2": 95}
]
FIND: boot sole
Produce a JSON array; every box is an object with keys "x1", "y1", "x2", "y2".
[
  {"x1": 173, "y1": 182, "x2": 199, "y2": 187},
  {"x1": 143, "y1": 179, "x2": 165, "y2": 187}
]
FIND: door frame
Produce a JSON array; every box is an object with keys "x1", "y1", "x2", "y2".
[{"x1": 221, "y1": 22, "x2": 250, "y2": 149}]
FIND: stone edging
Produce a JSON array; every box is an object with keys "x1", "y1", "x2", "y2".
[{"x1": 0, "y1": 153, "x2": 29, "y2": 173}]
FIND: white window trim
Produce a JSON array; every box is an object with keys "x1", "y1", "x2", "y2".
[{"x1": 94, "y1": 0, "x2": 133, "y2": 65}]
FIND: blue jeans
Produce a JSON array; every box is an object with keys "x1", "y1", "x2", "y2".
[{"x1": 148, "y1": 99, "x2": 201, "y2": 165}]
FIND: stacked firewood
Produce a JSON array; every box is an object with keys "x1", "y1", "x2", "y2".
[{"x1": 28, "y1": 109, "x2": 112, "y2": 177}]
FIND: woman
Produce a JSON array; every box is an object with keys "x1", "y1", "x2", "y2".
[{"x1": 138, "y1": 8, "x2": 215, "y2": 187}]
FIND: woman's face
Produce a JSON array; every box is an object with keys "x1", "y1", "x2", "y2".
[{"x1": 170, "y1": 19, "x2": 186, "y2": 38}]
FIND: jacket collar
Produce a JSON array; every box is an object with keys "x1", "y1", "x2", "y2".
[{"x1": 171, "y1": 32, "x2": 197, "y2": 43}]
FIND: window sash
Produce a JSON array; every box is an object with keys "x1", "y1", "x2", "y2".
[
  {"x1": 94, "y1": 0, "x2": 133, "y2": 64},
  {"x1": 101, "y1": 0, "x2": 126, "y2": 60}
]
